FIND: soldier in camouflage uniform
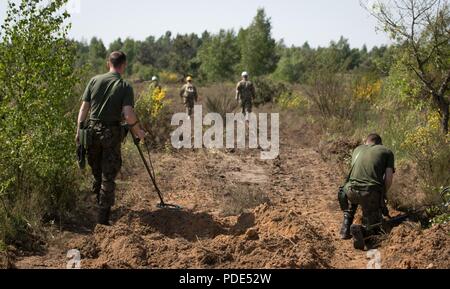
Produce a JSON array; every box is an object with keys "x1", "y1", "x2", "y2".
[
  {"x1": 236, "y1": 72, "x2": 256, "y2": 118},
  {"x1": 339, "y1": 133, "x2": 395, "y2": 250},
  {"x1": 76, "y1": 51, "x2": 146, "y2": 225},
  {"x1": 180, "y1": 76, "x2": 198, "y2": 119},
  {"x1": 149, "y1": 76, "x2": 162, "y2": 91}
]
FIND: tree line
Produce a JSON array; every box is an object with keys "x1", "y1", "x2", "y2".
[{"x1": 75, "y1": 9, "x2": 394, "y2": 84}]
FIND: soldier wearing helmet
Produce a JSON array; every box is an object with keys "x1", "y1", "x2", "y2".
[
  {"x1": 236, "y1": 71, "x2": 256, "y2": 119},
  {"x1": 180, "y1": 76, "x2": 198, "y2": 119},
  {"x1": 149, "y1": 76, "x2": 162, "y2": 91}
]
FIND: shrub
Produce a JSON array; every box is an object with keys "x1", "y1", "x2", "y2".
[
  {"x1": 133, "y1": 62, "x2": 157, "y2": 82},
  {"x1": 0, "y1": 0, "x2": 80, "y2": 247},
  {"x1": 205, "y1": 84, "x2": 239, "y2": 119},
  {"x1": 160, "y1": 71, "x2": 180, "y2": 84},
  {"x1": 253, "y1": 76, "x2": 290, "y2": 107},
  {"x1": 135, "y1": 85, "x2": 173, "y2": 148},
  {"x1": 401, "y1": 113, "x2": 450, "y2": 204},
  {"x1": 276, "y1": 90, "x2": 309, "y2": 111},
  {"x1": 304, "y1": 70, "x2": 355, "y2": 119}
]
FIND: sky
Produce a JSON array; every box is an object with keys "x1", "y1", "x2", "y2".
[{"x1": 0, "y1": 0, "x2": 391, "y2": 48}]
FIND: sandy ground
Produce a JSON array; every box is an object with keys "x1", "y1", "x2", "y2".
[{"x1": 8, "y1": 95, "x2": 449, "y2": 269}]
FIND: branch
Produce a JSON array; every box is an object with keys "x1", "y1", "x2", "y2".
[{"x1": 438, "y1": 70, "x2": 450, "y2": 98}]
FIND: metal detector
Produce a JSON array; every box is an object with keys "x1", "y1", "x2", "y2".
[{"x1": 133, "y1": 137, "x2": 182, "y2": 210}]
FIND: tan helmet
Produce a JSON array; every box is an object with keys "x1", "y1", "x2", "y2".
[{"x1": 186, "y1": 76, "x2": 193, "y2": 82}]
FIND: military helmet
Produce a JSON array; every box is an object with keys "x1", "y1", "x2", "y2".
[
  {"x1": 186, "y1": 76, "x2": 193, "y2": 81},
  {"x1": 152, "y1": 76, "x2": 158, "y2": 81},
  {"x1": 242, "y1": 71, "x2": 249, "y2": 77}
]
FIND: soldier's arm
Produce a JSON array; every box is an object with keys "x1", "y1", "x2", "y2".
[
  {"x1": 385, "y1": 168, "x2": 394, "y2": 192},
  {"x1": 123, "y1": 106, "x2": 145, "y2": 141},
  {"x1": 235, "y1": 83, "x2": 240, "y2": 100},
  {"x1": 76, "y1": 101, "x2": 90, "y2": 145},
  {"x1": 180, "y1": 86, "x2": 185, "y2": 99},
  {"x1": 251, "y1": 83, "x2": 256, "y2": 99},
  {"x1": 194, "y1": 86, "x2": 199, "y2": 102}
]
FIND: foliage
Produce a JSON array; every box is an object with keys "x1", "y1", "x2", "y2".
[
  {"x1": 135, "y1": 85, "x2": 172, "y2": 148},
  {"x1": 431, "y1": 187, "x2": 449, "y2": 225},
  {"x1": 205, "y1": 84, "x2": 239, "y2": 119},
  {"x1": 365, "y1": 0, "x2": 450, "y2": 134},
  {"x1": 277, "y1": 90, "x2": 309, "y2": 111},
  {"x1": 133, "y1": 62, "x2": 157, "y2": 82},
  {"x1": 238, "y1": 9, "x2": 279, "y2": 77},
  {"x1": 253, "y1": 76, "x2": 290, "y2": 106},
  {"x1": 304, "y1": 70, "x2": 354, "y2": 119},
  {"x1": 198, "y1": 30, "x2": 240, "y2": 82},
  {"x1": 401, "y1": 113, "x2": 450, "y2": 201},
  {"x1": 0, "y1": 0, "x2": 80, "y2": 246}
]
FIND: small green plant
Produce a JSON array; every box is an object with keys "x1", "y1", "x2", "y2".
[{"x1": 430, "y1": 187, "x2": 450, "y2": 225}]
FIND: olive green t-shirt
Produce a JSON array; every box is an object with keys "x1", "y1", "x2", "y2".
[
  {"x1": 82, "y1": 72, "x2": 134, "y2": 122},
  {"x1": 349, "y1": 144, "x2": 395, "y2": 192}
]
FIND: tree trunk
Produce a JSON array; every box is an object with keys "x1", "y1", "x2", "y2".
[
  {"x1": 441, "y1": 101, "x2": 449, "y2": 135},
  {"x1": 433, "y1": 91, "x2": 449, "y2": 135}
]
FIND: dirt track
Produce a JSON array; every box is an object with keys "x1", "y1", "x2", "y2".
[{"x1": 11, "y1": 109, "x2": 450, "y2": 269}]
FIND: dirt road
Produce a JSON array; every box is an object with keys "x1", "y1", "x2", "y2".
[{"x1": 12, "y1": 114, "x2": 449, "y2": 269}]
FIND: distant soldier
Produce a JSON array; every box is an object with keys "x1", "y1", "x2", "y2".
[
  {"x1": 76, "y1": 51, "x2": 146, "y2": 225},
  {"x1": 180, "y1": 76, "x2": 198, "y2": 119},
  {"x1": 339, "y1": 133, "x2": 395, "y2": 250},
  {"x1": 236, "y1": 71, "x2": 256, "y2": 119},
  {"x1": 149, "y1": 76, "x2": 162, "y2": 91}
]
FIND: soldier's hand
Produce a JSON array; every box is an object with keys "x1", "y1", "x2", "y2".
[
  {"x1": 75, "y1": 131, "x2": 80, "y2": 146},
  {"x1": 136, "y1": 129, "x2": 146, "y2": 142}
]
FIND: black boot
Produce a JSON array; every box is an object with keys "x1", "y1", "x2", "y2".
[
  {"x1": 350, "y1": 224, "x2": 365, "y2": 250},
  {"x1": 340, "y1": 213, "x2": 354, "y2": 240},
  {"x1": 97, "y1": 207, "x2": 111, "y2": 226}
]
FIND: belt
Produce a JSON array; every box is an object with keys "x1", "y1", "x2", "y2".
[{"x1": 89, "y1": 119, "x2": 121, "y2": 127}]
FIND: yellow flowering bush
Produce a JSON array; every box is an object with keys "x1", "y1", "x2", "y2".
[
  {"x1": 135, "y1": 85, "x2": 173, "y2": 148},
  {"x1": 401, "y1": 112, "x2": 450, "y2": 205},
  {"x1": 353, "y1": 78, "x2": 382, "y2": 103},
  {"x1": 277, "y1": 91, "x2": 309, "y2": 111},
  {"x1": 159, "y1": 71, "x2": 179, "y2": 84}
]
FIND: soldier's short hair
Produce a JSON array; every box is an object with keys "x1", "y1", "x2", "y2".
[
  {"x1": 366, "y1": 133, "x2": 383, "y2": 145},
  {"x1": 109, "y1": 51, "x2": 127, "y2": 68}
]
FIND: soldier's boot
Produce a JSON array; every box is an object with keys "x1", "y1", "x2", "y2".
[
  {"x1": 340, "y1": 213, "x2": 354, "y2": 240},
  {"x1": 350, "y1": 224, "x2": 365, "y2": 250},
  {"x1": 97, "y1": 207, "x2": 111, "y2": 226},
  {"x1": 92, "y1": 180, "x2": 101, "y2": 204}
]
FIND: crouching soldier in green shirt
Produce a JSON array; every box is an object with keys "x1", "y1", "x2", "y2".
[
  {"x1": 76, "y1": 51, "x2": 146, "y2": 225},
  {"x1": 339, "y1": 133, "x2": 395, "y2": 250}
]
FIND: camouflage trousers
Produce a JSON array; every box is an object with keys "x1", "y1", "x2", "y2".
[
  {"x1": 184, "y1": 96, "x2": 195, "y2": 116},
  {"x1": 240, "y1": 97, "x2": 253, "y2": 114},
  {"x1": 87, "y1": 123, "x2": 122, "y2": 210},
  {"x1": 346, "y1": 187, "x2": 383, "y2": 233}
]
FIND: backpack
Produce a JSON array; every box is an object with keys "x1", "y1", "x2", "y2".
[
  {"x1": 183, "y1": 84, "x2": 196, "y2": 99},
  {"x1": 239, "y1": 81, "x2": 253, "y2": 99}
]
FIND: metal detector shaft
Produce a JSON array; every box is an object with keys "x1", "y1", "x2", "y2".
[{"x1": 134, "y1": 139, "x2": 166, "y2": 206}]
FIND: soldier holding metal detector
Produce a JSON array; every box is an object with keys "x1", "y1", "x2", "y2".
[{"x1": 76, "y1": 51, "x2": 146, "y2": 225}]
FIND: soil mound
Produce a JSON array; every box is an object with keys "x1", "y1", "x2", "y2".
[{"x1": 382, "y1": 223, "x2": 450, "y2": 269}]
